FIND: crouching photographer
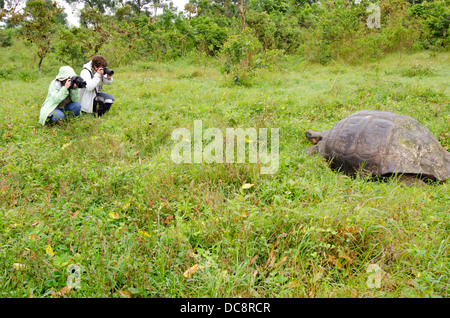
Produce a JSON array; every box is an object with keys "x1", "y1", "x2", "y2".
[
  {"x1": 79, "y1": 55, "x2": 115, "y2": 117},
  {"x1": 39, "y1": 66, "x2": 83, "y2": 125}
]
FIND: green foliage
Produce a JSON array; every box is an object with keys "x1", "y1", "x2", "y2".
[
  {"x1": 245, "y1": 11, "x2": 276, "y2": 50},
  {"x1": 410, "y1": 0, "x2": 450, "y2": 48},
  {"x1": 245, "y1": 9, "x2": 304, "y2": 54},
  {"x1": 138, "y1": 23, "x2": 189, "y2": 60},
  {"x1": 79, "y1": 7, "x2": 112, "y2": 56},
  {"x1": 0, "y1": 28, "x2": 13, "y2": 47},
  {"x1": 220, "y1": 28, "x2": 263, "y2": 85},
  {"x1": 400, "y1": 60, "x2": 439, "y2": 77},
  {"x1": 21, "y1": 0, "x2": 64, "y2": 72},
  {"x1": 102, "y1": 19, "x2": 142, "y2": 66},
  {"x1": 191, "y1": 16, "x2": 229, "y2": 55},
  {"x1": 290, "y1": 0, "x2": 427, "y2": 65},
  {"x1": 249, "y1": 0, "x2": 291, "y2": 13},
  {"x1": 55, "y1": 27, "x2": 90, "y2": 67},
  {"x1": 6, "y1": 0, "x2": 445, "y2": 69},
  {"x1": 125, "y1": 0, "x2": 153, "y2": 16},
  {"x1": 194, "y1": 0, "x2": 237, "y2": 18}
]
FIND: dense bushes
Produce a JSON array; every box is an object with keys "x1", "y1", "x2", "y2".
[
  {"x1": 1, "y1": 0, "x2": 448, "y2": 70},
  {"x1": 220, "y1": 27, "x2": 263, "y2": 85},
  {"x1": 124, "y1": 0, "x2": 448, "y2": 65},
  {"x1": 0, "y1": 28, "x2": 13, "y2": 47},
  {"x1": 190, "y1": 16, "x2": 230, "y2": 55},
  {"x1": 288, "y1": 0, "x2": 429, "y2": 64},
  {"x1": 409, "y1": 0, "x2": 450, "y2": 48}
]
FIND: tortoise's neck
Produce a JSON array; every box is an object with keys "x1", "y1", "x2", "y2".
[{"x1": 317, "y1": 129, "x2": 330, "y2": 155}]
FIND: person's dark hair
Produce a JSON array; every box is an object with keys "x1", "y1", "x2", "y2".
[{"x1": 92, "y1": 55, "x2": 108, "y2": 68}]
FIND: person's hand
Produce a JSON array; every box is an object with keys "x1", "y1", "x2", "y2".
[
  {"x1": 97, "y1": 68, "x2": 104, "y2": 76},
  {"x1": 106, "y1": 74, "x2": 112, "y2": 80},
  {"x1": 64, "y1": 79, "x2": 72, "y2": 89}
]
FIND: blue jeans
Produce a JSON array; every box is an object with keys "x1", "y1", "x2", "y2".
[{"x1": 51, "y1": 102, "x2": 81, "y2": 122}]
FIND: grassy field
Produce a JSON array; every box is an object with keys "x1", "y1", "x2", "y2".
[{"x1": 0, "y1": 43, "x2": 449, "y2": 297}]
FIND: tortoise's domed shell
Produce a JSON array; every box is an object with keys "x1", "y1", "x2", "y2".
[{"x1": 319, "y1": 110, "x2": 449, "y2": 181}]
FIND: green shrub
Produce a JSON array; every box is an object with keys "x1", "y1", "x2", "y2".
[
  {"x1": 54, "y1": 28, "x2": 90, "y2": 67},
  {"x1": 400, "y1": 61, "x2": 438, "y2": 77},
  {"x1": 296, "y1": 0, "x2": 425, "y2": 64},
  {"x1": 409, "y1": 0, "x2": 450, "y2": 49},
  {"x1": 220, "y1": 28, "x2": 263, "y2": 85},
  {"x1": 245, "y1": 11, "x2": 277, "y2": 50},
  {"x1": 191, "y1": 16, "x2": 229, "y2": 56},
  {"x1": 0, "y1": 29, "x2": 14, "y2": 47},
  {"x1": 0, "y1": 65, "x2": 13, "y2": 80}
]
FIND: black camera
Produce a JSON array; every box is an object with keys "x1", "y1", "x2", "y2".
[
  {"x1": 102, "y1": 67, "x2": 114, "y2": 76},
  {"x1": 70, "y1": 76, "x2": 87, "y2": 89},
  {"x1": 63, "y1": 76, "x2": 86, "y2": 89}
]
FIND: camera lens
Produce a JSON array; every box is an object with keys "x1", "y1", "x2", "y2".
[{"x1": 103, "y1": 67, "x2": 114, "y2": 76}]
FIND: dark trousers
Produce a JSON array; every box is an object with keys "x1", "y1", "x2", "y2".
[{"x1": 94, "y1": 92, "x2": 115, "y2": 116}]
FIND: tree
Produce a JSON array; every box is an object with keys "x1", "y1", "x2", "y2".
[
  {"x1": 151, "y1": 0, "x2": 167, "y2": 17},
  {"x1": 79, "y1": 7, "x2": 111, "y2": 55},
  {"x1": 126, "y1": 0, "x2": 152, "y2": 16},
  {"x1": 21, "y1": 0, "x2": 64, "y2": 73},
  {"x1": 238, "y1": 0, "x2": 245, "y2": 30},
  {"x1": 1, "y1": 0, "x2": 25, "y2": 26}
]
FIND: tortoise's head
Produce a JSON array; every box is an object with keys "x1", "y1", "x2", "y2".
[{"x1": 305, "y1": 130, "x2": 323, "y2": 145}]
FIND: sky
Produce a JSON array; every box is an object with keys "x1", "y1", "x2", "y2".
[{"x1": 61, "y1": 0, "x2": 190, "y2": 27}]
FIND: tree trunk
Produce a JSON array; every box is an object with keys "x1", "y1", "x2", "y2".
[
  {"x1": 239, "y1": 0, "x2": 245, "y2": 31},
  {"x1": 38, "y1": 55, "x2": 44, "y2": 74}
]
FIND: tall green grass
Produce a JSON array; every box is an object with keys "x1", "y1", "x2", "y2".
[{"x1": 0, "y1": 44, "x2": 449, "y2": 297}]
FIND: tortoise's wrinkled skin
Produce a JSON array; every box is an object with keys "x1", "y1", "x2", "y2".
[{"x1": 305, "y1": 110, "x2": 450, "y2": 182}]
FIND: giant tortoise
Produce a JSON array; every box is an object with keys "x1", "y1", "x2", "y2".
[{"x1": 305, "y1": 110, "x2": 450, "y2": 183}]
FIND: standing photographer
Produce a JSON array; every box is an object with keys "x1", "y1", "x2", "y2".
[
  {"x1": 39, "y1": 66, "x2": 82, "y2": 125},
  {"x1": 79, "y1": 55, "x2": 115, "y2": 116}
]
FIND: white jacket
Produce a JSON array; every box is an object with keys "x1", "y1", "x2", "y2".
[{"x1": 79, "y1": 61, "x2": 113, "y2": 113}]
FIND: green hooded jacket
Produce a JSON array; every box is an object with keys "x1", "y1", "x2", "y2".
[{"x1": 39, "y1": 66, "x2": 80, "y2": 125}]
